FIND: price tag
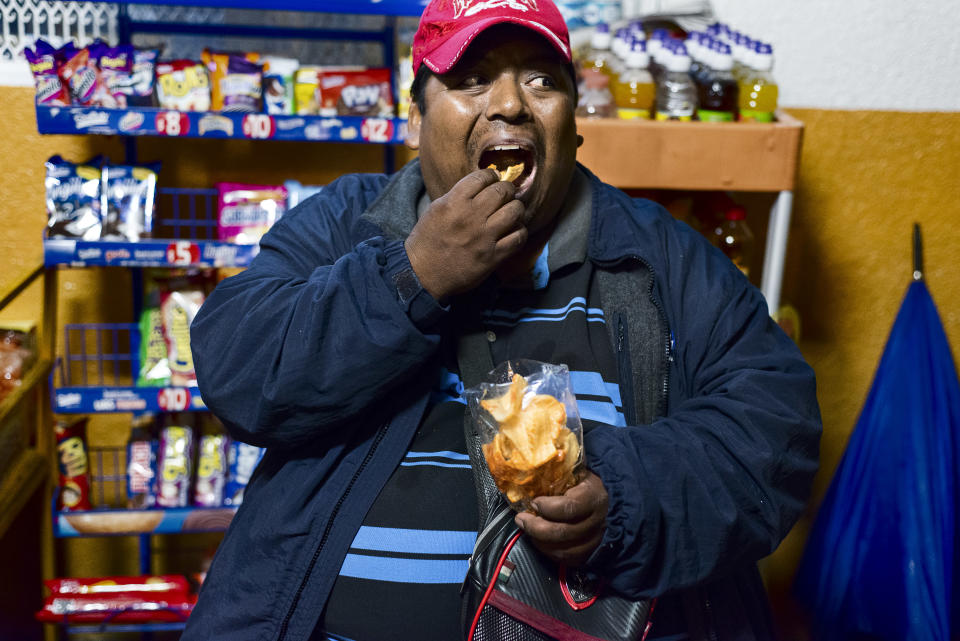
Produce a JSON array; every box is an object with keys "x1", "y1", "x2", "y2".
[
  {"x1": 361, "y1": 118, "x2": 393, "y2": 143},
  {"x1": 242, "y1": 114, "x2": 276, "y2": 139},
  {"x1": 165, "y1": 241, "x2": 200, "y2": 266},
  {"x1": 155, "y1": 111, "x2": 191, "y2": 136},
  {"x1": 157, "y1": 388, "x2": 191, "y2": 412}
]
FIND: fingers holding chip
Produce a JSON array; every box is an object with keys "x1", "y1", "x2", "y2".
[{"x1": 488, "y1": 162, "x2": 525, "y2": 184}]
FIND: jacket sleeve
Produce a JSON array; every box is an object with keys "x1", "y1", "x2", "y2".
[
  {"x1": 190, "y1": 175, "x2": 447, "y2": 449},
  {"x1": 584, "y1": 217, "x2": 822, "y2": 598}
]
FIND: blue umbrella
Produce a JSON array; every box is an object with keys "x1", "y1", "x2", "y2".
[{"x1": 794, "y1": 225, "x2": 960, "y2": 640}]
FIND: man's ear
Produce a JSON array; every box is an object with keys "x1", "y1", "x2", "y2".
[{"x1": 405, "y1": 101, "x2": 421, "y2": 150}]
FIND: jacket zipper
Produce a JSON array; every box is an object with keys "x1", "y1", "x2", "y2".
[
  {"x1": 616, "y1": 313, "x2": 638, "y2": 426},
  {"x1": 703, "y1": 593, "x2": 719, "y2": 641},
  {"x1": 276, "y1": 423, "x2": 390, "y2": 641}
]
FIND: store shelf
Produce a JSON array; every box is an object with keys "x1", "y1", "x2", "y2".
[
  {"x1": 55, "y1": 505, "x2": 235, "y2": 537},
  {"x1": 44, "y1": 238, "x2": 258, "y2": 268},
  {"x1": 36, "y1": 105, "x2": 407, "y2": 143},
  {"x1": 65, "y1": 621, "x2": 188, "y2": 634},
  {"x1": 54, "y1": 385, "x2": 205, "y2": 413},
  {"x1": 0, "y1": 450, "x2": 47, "y2": 539},
  {"x1": 0, "y1": 358, "x2": 51, "y2": 424},
  {"x1": 575, "y1": 110, "x2": 803, "y2": 191}
]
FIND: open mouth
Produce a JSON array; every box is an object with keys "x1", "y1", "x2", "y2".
[{"x1": 479, "y1": 144, "x2": 535, "y2": 190}]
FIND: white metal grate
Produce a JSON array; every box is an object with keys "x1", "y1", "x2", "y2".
[{"x1": 0, "y1": 0, "x2": 118, "y2": 85}]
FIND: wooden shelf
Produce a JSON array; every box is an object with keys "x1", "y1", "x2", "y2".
[
  {"x1": 575, "y1": 110, "x2": 803, "y2": 192},
  {"x1": 0, "y1": 450, "x2": 47, "y2": 539}
]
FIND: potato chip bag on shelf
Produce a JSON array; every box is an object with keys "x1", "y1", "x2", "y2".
[
  {"x1": 156, "y1": 60, "x2": 210, "y2": 111},
  {"x1": 202, "y1": 48, "x2": 263, "y2": 112},
  {"x1": 465, "y1": 360, "x2": 585, "y2": 511},
  {"x1": 216, "y1": 182, "x2": 287, "y2": 244}
]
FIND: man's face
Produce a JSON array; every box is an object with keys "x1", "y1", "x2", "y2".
[{"x1": 407, "y1": 25, "x2": 579, "y2": 234}]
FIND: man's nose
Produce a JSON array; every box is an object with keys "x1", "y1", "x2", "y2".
[{"x1": 484, "y1": 74, "x2": 531, "y2": 123}]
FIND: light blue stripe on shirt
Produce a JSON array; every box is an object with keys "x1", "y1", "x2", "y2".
[
  {"x1": 400, "y1": 460, "x2": 471, "y2": 469},
  {"x1": 406, "y1": 451, "x2": 470, "y2": 461},
  {"x1": 350, "y1": 526, "x2": 476, "y2": 555},
  {"x1": 339, "y1": 554, "x2": 470, "y2": 584},
  {"x1": 570, "y1": 371, "x2": 623, "y2": 407},
  {"x1": 577, "y1": 399, "x2": 627, "y2": 427}
]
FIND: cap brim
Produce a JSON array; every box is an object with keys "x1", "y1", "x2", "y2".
[{"x1": 422, "y1": 16, "x2": 571, "y2": 75}]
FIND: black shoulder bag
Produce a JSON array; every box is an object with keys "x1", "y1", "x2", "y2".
[{"x1": 457, "y1": 330, "x2": 654, "y2": 641}]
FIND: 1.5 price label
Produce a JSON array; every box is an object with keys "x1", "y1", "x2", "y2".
[{"x1": 155, "y1": 111, "x2": 191, "y2": 136}]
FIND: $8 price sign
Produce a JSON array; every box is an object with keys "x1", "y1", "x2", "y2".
[
  {"x1": 155, "y1": 111, "x2": 191, "y2": 136},
  {"x1": 166, "y1": 241, "x2": 200, "y2": 266},
  {"x1": 157, "y1": 388, "x2": 191, "y2": 411}
]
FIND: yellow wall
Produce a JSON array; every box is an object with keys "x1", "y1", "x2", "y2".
[{"x1": 3, "y1": 83, "x2": 960, "y2": 630}]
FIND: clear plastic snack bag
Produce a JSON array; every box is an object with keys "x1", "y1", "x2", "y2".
[{"x1": 465, "y1": 360, "x2": 585, "y2": 511}]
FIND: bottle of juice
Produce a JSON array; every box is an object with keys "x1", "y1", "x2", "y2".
[
  {"x1": 711, "y1": 205, "x2": 754, "y2": 277},
  {"x1": 739, "y1": 42, "x2": 778, "y2": 122},
  {"x1": 576, "y1": 69, "x2": 616, "y2": 118},
  {"x1": 654, "y1": 44, "x2": 696, "y2": 121},
  {"x1": 696, "y1": 42, "x2": 738, "y2": 122},
  {"x1": 614, "y1": 41, "x2": 654, "y2": 119},
  {"x1": 579, "y1": 23, "x2": 620, "y2": 86}
]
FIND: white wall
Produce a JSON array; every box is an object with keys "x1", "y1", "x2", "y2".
[{"x1": 710, "y1": 0, "x2": 960, "y2": 111}]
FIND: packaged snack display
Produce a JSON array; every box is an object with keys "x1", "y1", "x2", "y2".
[
  {"x1": 100, "y1": 163, "x2": 158, "y2": 241},
  {"x1": 128, "y1": 48, "x2": 160, "y2": 106},
  {"x1": 45, "y1": 155, "x2": 102, "y2": 240},
  {"x1": 45, "y1": 574, "x2": 190, "y2": 595},
  {"x1": 262, "y1": 55, "x2": 299, "y2": 115},
  {"x1": 59, "y1": 46, "x2": 100, "y2": 106},
  {"x1": 126, "y1": 415, "x2": 158, "y2": 509},
  {"x1": 318, "y1": 68, "x2": 394, "y2": 117},
  {"x1": 56, "y1": 417, "x2": 93, "y2": 511},
  {"x1": 23, "y1": 39, "x2": 71, "y2": 106},
  {"x1": 216, "y1": 182, "x2": 287, "y2": 244},
  {"x1": 36, "y1": 574, "x2": 195, "y2": 624},
  {"x1": 223, "y1": 441, "x2": 265, "y2": 507},
  {"x1": 293, "y1": 66, "x2": 321, "y2": 115},
  {"x1": 156, "y1": 423, "x2": 194, "y2": 508},
  {"x1": 93, "y1": 43, "x2": 135, "y2": 108},
  {"x1": 202, "y1": 49, "x2": 263, "y2": 112},
  {"x1": 0, "y1": 321, "x2": 36, "y2": 403},
  {"x1": 160, "y1": 281, "x2": 205, "y2": 387},
  {"x1": 156, "y1": 60, "x2": 211, "y2": 111},
  {"x1": 194, "y1": 432, "x2": 228, "y2": 507},
  {"x1": 465, "y1": 361, "x2": 585, "y2": 511}
]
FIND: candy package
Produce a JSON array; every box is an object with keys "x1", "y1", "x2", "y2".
[
  {"x1": 156, "y1": 60, "x2": 210, "y2": 111},
  {"x1": 202, "y1": 49, "x2": 263, "y2": 112},
  {"x1": 318, "y1": 68, "x2": 394, "y2": 117},
  {"x1": 93, "y1": 43, "x2": 135, "y2": 107},
  {"x1": 194, "y1": 432, "x2": 228, "y2": 507},
  {"x1": 156, "y1": 423, "x2": 194, "y2": 508},
  {"x1": 45, "y1": 155, "x2": 102, "y2": 240},
  {"x1": 262, "y1": 56, "x2": 299, "y2": 115},
  {"x1": 59, "y1": 45, "x2": 101, "y2": 106},
  {"x1": 56, "y1": 417, "x2": 93, "y2": 512},
  {"x1": 23, "y1": 39, "x2": 70, "y2": 106},
  {"x1": 464, "y1": 360, "x2": 585, "y2": 511},
  {"x1": 137, "y1": 271, "x2": 171, "y2": 386},
  {"x1": 160, "y1": 281, "x2": 205, "y2": 387},
  {"x1": 216, "y1": 182, "x2": 287, "y2": 244},
  {"x1": 127, "y1": 48, "x2": 160, "y2": 106},
  {"x1": 36, "y1": 581, "x2": 195, "y2": 624},
  {"x1": 126, "y1": 415, "x2": 158, "y2": 509},
  {"x1": 223, "y1": 441, "x2": 265, "y2": 507},
  {"x1": 45, "y1": 574, "x2": 190, "y2": 596},
  {"x1": 100, "y1": 163, "x2": 158, "y2": 241}
]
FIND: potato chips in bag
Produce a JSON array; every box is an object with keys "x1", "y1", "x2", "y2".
[{"x1": 465, "y1": 360, "x2": 585, "y2": 511}]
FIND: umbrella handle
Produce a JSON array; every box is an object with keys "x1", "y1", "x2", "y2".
[{"x1": 913, "y1": 223, "x2": 924, "y2": 281}]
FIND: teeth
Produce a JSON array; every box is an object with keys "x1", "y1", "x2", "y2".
[{"x1": 491, "y1": 145, "x2": 522, "y2": 151}]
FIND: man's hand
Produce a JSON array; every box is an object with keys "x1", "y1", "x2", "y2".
[
  {"x1": 405, "y1": 168, "x2": 527, "y2": 301},
  {"x1": 515, "y1": 471, "x2": 609, "y2": 568}
]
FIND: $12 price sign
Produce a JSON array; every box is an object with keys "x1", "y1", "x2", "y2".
[{"x1": 360, "y1": 118, "x2": 394, "y2": 143}]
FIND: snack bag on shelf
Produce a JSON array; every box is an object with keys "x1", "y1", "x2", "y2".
[
  {"x1": 156, "y1": 60, "x2": 211, "y2": 111},
  {"x1": 203, "y1": 48, "x2": 263, "y2": 112},
  {"x1": 223, "y1": 441, "x2": 265, "y2": 506},
  {"x1": 45, "y1": 574, "x2": 190, "y2": 596},
  {"x1": 137, "y1": 272, "x2": 171, "y2": 387},
  {"x1": 55, "y1": 417, "x2": 92, "y2": 511},
  {"x1": 36, "y1": 576, "x2": 196, "y2": 624},
  {"x1": 100, "y1": 162, "x2": 159, "y2": 241},
  {"x1": 0, "y1": 321, "x2": 36, "y2": 403},
  {"x1": 216, "y1": 182, "x2": 287, "y2": 244},
  {"x1": 293, "y1": 66, "x2": 321, "y2": 115},
  {"x1": 159, "y1": 277, "x2": 206, "y2": 387},
  {"x1": 465, "y1": 360, "x2": 585, "y2": 511},
  {"x1": 93, "y1": 43, "x2": 135, "y2": 108},
  {"x1": 126, "y1": 414, "x2": 158, "y2": 509},
  {"x1": 59, "y1": 45, "x2": 102, "y2": 106},
  {"x1": 45, "y1": 155, "x2": 102, "y2": 240},
  {"x1": 194, "y1": 431, "x2": 228, "y2": 507},
  {"x1": 318, "y1": 68, "x2": 394, "y2": 117},
  {"x1": 262, "y1": 55, "x2": 299, "y2": 115},
  {"x1": 156, "y1": 423, "x2": 194, "y2": 508},
  {"x1": 128, "y1": 47, "x2": 160, "y2": 107},
  {"x1": 23, "y1": 39, "x2": 71, "y2": 106}
]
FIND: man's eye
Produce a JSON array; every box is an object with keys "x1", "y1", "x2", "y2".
[
  {"x1": 460, "y1": 75, "x2": 486, "y2": 88},
  {"x1": 529, "y1": 75, "x2": 556, "y2": 89}
]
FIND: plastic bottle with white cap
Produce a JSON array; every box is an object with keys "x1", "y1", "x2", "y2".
[
  {"x1": 654, "y1": 43, "x2": 696, "y2": 121},
  {"x1": 613, "y1": 40, "x2": 655, "y2": 119},
  {"x1": 739, "y1": 42, "x2": 778, "y2": 122}
]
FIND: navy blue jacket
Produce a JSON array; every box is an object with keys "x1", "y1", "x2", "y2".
[{"x1": 185, "y1": 161, "x2": 821, "y2": 640}]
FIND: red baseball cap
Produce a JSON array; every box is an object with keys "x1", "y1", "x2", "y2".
[{"x1": 412, "y1": 0, "x2": 572, "y2": 76}]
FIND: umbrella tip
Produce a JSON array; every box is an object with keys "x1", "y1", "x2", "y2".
[{"x1": 913, "y1": 223, "x2": 924, "y2": 281}]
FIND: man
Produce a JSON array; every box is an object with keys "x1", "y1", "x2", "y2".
[{"x1": 184, "y1": 0, "x2": 821, "y2": 638}]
